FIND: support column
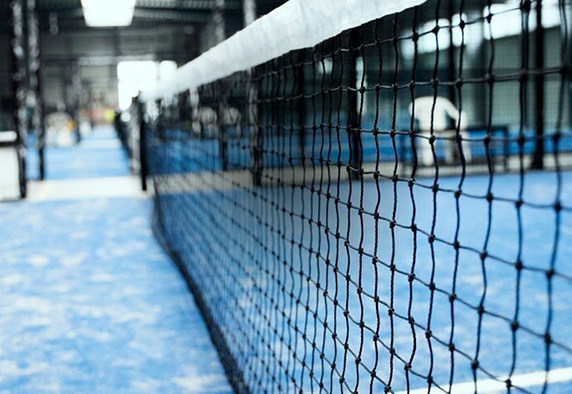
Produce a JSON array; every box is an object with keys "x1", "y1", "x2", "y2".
[
  {"x1": 72, "y1": 61, "x2": 82, "y2": 144},
  {"x1": 242, "y1": 0, "x2": 262, "y2": 185},
  {"x1": 9, "y1": 0, "x2": 28, "y2": 198},
  {"x1": 473, "y1": 5, "x2": 487, "y2": 123},
  {"x1": 27, "y1": 0, "x2": 45, "y2": 180},
  {"x1": 531, "y1": 0, "x2": 545, "y2": 169},
  {"x1": 243, "y1": 0, "x2": 256, "y2": 27},
  {"x1": 217, "y1": 83, "x2": 229, "y2": 172},
  {"x1": 348, "y1": 28, "x2": 362, "y2": 180},
  {"x1": 250, "y1": 73, "x2": 262, "y2": 186},
  {"x1": 447, "y1": 0, "x2": 457, "y2": 105},
  {"x1": 214, "y1": 0, "x2": 228, "y2": 170},
  {"x1": 297, "y1": 49, "x2": 306, "y2": 160},
  {"x1": 137, "y1": 97, "x2": 148, "y2": 192},
  {"x1": 214, "y1": 0, "x2": 225, "y2": 43}
]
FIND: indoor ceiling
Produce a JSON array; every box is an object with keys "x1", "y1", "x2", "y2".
[{"x1": 1, "y1": 0, "x2": 288, "y2": 32}]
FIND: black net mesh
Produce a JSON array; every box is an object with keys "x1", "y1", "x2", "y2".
[{"x1": 140, "y1": 0, "x2": 572, "y2": 393}]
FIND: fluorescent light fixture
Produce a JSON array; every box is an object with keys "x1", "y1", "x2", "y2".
[
  {"x1": 83, "y1": 8, "x2": 135, "y2": 27},
  {"x1": 81, "y1": 0, "x2": 136, "y2": 28}
]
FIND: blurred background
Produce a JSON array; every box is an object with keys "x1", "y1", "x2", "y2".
[{"x1": 0, "y1": 0, "x2": 287, "y2": 199}]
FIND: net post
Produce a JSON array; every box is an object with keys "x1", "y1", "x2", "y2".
[
  {"x1": 531, "y1": 0, "x2": 545, "y2": 169},
  {"x1": 348, "y1": 27, "x2": 363, "y2": 180},
  {"x1": 137, "y1": 96, "x2": 148, "y2": 192}
]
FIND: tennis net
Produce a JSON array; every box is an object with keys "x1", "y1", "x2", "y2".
[{"x1": 135, "y1": 0, "x2": 572, "y2": 393}]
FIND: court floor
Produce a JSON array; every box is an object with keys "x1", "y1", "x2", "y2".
[
  {"x1": 0, "y1": 128, "x2": 233, "y2": 394},
  {"x1": 155, "y1": 153, "x2": 572, "y2": 393}
]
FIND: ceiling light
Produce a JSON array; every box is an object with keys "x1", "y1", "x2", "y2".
[{"x1": 81, "y1": 0, "x2": 136, "y2": 28}]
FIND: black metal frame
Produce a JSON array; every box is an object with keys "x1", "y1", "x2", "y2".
[
  {"x1": 8, "y1": 0, "x2": 28, "y2": 199},
  {"x1": 6, "y1": 0, "x2": 46, "y2": 200}
]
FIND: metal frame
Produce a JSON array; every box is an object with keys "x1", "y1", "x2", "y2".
[{"x1": 8, "y1": 0, "x2": 28, "y2": 199}]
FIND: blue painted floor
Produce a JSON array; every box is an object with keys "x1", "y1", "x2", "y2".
[
  {"x1": 28, "y1": 128, "x2": 131, "y2": 181},
  {"x1": 154, "y1": 135, "x2": 572, "y2": 393},
  {"x1": 0, "y1": 127, "x2": 233, "y2": 393}
]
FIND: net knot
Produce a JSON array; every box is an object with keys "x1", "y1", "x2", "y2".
[
  {"x1": 546, "y1": 269, "x2": 555, "y2": 279},
  {"x1": 515, "y1": 260, "x2": 524, "y2": 271},
  {"x1": 544, "y1": 333, "x2": 552, "y2": 344}
]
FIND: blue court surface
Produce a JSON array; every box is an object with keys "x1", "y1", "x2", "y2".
[
  {"x1": 156, "y1": 155, "x2": 572, "y2": 393},
  {"x1": 28, "y1": 127, "x2": 131, "y2": 181},
  {"x1": 0, "y1": 128, "x2": 233, "y2": 393}
]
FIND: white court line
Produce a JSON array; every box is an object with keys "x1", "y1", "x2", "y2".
[
  {"x1": 34, "y1": 181, "x2": 54, "y2": 201},
  {"x1": 28, "y1": 176, "x2": 146, "y2": 202},
  {"x1": 395, "y1": 367, "x2": 572, "y2": 394}
]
